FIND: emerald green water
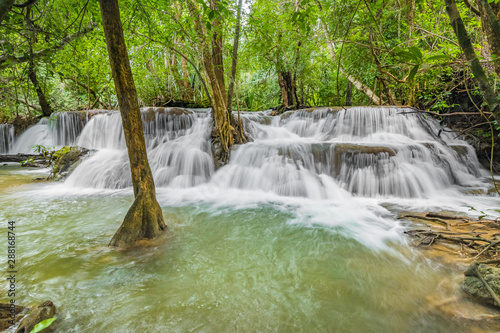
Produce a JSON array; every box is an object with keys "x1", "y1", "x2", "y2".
[{"x1": 0, "y1": 164, "x2": 492, "y2": 332}]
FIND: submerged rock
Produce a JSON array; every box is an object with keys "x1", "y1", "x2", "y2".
[
  {"x1": 0, "y1": 303, "x2": 26, "y2": 330},
  {"x1": 15, "y1": 301, "x2": 56, "y2": 333},
  {"x1": 51, "y1": 146, "x2": 92, "y2": 180},
  {"x1": 462, "y1": 263, "x2": 500, "y2": 307}
]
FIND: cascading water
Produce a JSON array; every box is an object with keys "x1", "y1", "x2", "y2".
[
  {"x1": 66, "y1": 107, "x2": 214, "y2": 188},
  {"x1": 10, "y1": 112, "x2": 93, "y2": 153},
  {"x1": 0, "y1": 123, "x2": 14, "y2": 154},
  {"x1": 60, "y1": 106, "x2": 487, "y2": 199}
]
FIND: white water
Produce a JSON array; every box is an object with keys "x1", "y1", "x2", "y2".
[{"x1": 0, "y1": 123, "x2": 14, "y2": 154}]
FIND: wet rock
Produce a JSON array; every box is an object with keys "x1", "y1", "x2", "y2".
[
  {"x1": 333, "y1": 144, "x2": 396, "y2": 175},
  {"x1": 51, "y1": 146, "x2": 92, "y2": 180},
  {"x1": 15, "y1": 301, "x2": 56, "y2": 333},
  {"x1": 0, "y1": 303, "x2": 26, "y2": 330},
  {"x1": 462, "y1": 263, "x2": 500, "y2": 307}
]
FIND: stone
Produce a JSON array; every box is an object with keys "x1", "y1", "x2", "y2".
[
  {"x1": 0, "y1": 303, "x2": 26, "y2": 330},
  {"x1": 15, "y1": 301, "x2": 56, "y2": 333},
  {"x1": 51, "y1": 146, "x2": 92, "y2": 180},
  {"x1": 462, "y1": 263, "x2": 500, "y2": 307}
]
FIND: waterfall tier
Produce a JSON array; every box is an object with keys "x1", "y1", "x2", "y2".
[
  {"x1": 0, "y1": 124, "x2": 14, "y2": 154},
  {"x1": 2, "y1": 107, "x2": 488, "y2": 198}
]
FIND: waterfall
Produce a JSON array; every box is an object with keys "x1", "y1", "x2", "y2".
[
  {"x1": 10, "y1": 112, "x2": 93, "y2": 153},
  {"x1": 5, "y1": 106, "x2": 488, "y2": 198},
  {"x1": 65, "y1": 108, "x2": 214, "y2": 188},
  {"x1": 0, "y1": 124, "x2": 14, "y2": 154}
]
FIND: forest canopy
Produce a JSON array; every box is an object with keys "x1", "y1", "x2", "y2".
[{"x1": 0, "y1": 0, "x2": 498, "y2": 120}]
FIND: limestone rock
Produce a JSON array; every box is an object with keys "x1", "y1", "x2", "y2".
[
  {"x1": 462, "y1": 263, "x2": 500, "y2": 307},
  {"x1": 51, "y1": 146, "x2": 92, "y2": 180}
]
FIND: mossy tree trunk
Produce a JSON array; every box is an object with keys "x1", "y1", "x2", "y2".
[
  {"x1": 186, "y1": 0, "x2": 247, "y2": 164},
  {"x1": 478, "y1": 0, "x2": 500, "y2": 77},
  {"x1": 227, "y1": 0, "x2": 243, "y2": 113},
  {"x1": 445, "y1": 0, "x2": 500, "y2": 118},
  {"x1": 98, "y1": 0, "x2": 166, "y2": 247}
]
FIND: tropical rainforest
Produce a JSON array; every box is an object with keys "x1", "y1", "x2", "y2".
[{"x1": 1, "y1": 0, "x2": 500, "y2": 332}]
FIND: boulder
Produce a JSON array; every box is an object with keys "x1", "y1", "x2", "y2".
[
  {"x1": 15, "y1": 301, "x2": 56, "y2": 333},
  {"x1": 462, "y1": 263, "x2": 500, "y2": 307},
  {"x1": 51, "y1": 146, "x2": 92, "y2": 180},
  {"x1": 0, "y1": 303, "x2": 26, "y2": 330}
]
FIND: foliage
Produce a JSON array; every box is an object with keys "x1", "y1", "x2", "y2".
[
  {"x1": 29, "y1": 316, "x2": 57, "y2": 333},
  {"x1": 0, "y1": 0, "x2": 498, "y2": 116}
]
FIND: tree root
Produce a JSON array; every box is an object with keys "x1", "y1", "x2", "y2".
[
  {"x1": 401, "y1": 212, "x2": 500, "y2": 259},
  {"x1": 109, "y1": 190, "x2": 166, "y2": 247}
]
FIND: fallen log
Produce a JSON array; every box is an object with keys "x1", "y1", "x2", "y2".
[{"x1": 0, "y1": 154, "x2": 44, "y2": 163}]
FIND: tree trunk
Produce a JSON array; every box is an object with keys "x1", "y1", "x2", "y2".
[
  {"x1": 181, "y1": 56, "x2": 194, "y2": 100},
  {"x1": 98, "y1": 0, "x2": 166, "y2": 247},
  {"x1": 25, "y1": 6, "x2": 53, "y2": 117},
  {"x1": 211, "y1": 0, "x2": 227, "y2": 104},
  {"x1": 227, "y1": 0, "x2": 243, "y2": 113},
  {"x1": 187, "y1": 0, "x2": 236, "y2": 164},
  {"x1": 27, "y1": 58, "x2": 53, "y2": 117},
  {"x1": 478, "y1": 0, "x2": 500, "y2": 77},
  {"x1": 345, "y1": 80, "x2": 352, "y2": 106},
  {"x1": 278, "y1": 71, "x2": 298, "y2": 108},
  {"x1": 445, "y1": 0, "x2": 500, "y2": 117}
]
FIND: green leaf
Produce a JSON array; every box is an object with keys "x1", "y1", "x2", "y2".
[
  {"x1": 427, "y1": 55, "x2": 449, "y2": 61},
  {"x1": 409, "y1": 46, "x2": 422, "y2": 61},
  {"x1": 208, "y1": 10, "x2": 215, "y2": 21},
  {"x1": 29, "y1": 317, "x2": 57, "y2": 333},
  {"x1": 407, "y1": 64, "x2": 420, "y2": 81}
]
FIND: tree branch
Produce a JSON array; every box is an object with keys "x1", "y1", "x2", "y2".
[{"x1": 0, "y1": 22, "x2": 96, "y2": 70}]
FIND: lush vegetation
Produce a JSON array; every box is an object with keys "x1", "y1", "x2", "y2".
[{"x1": 0, "y1": 0, "x2": 499, "y2": 121}]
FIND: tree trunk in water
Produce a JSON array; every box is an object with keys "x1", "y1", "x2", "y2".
[
  {"x1": 99, "y1": 0, "x2": 166, "y2": 247},
  {"x1": 278, "y1": 71, "x2": 298, "y2": 108},
  {"x1": 211, "y1": 0, "x2": 226, "y2": 105},
  {"x1": 227, "y1": 0, "x2": 243, "y2": 113},
  {"x1": 445, "y1": 0, "x2": 500, "y2": 117},
  {"x1": 478, "y1": 0, "x2": 500, "y2": 77}
]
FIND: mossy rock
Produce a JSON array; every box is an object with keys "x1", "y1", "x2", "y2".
[
  {"x1": 462, "y1": 263, "x2": 500, "y2": 307},
  {"x1": 51, "y1": 146, "x2": 92, "y2": 180}
]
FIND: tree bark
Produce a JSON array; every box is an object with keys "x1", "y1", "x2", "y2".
[
  {"x1": 27, "y1": 58, "x2": 53, "y2": 117},
  {"x1": 345, "y1": 80, "x2": 352, "y2": 106},
  {"x1": 98, "y1": 0, "x2": 166, "y2": 247},
  {"x1": 211, "y1": 0, "x2": 227, "y2": 104},
  {"x1": 445, "y1": 0, "x2": 500, "y2": 117},
  {"x1": 227, "y1": 0, "x2": 243, "y2": 113},
  {"x1": 181, "y1": 56, "x2": 194, "y2": 100},
  {"x1": 187, "y1": 0, "x2": 235, "y2": 163},
  {"x1": 278, "y1": 71, "x2": 298, "y2": 108},
  {"x1": 478, "y1": 0, "x2": 500, "y2": 77}
]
